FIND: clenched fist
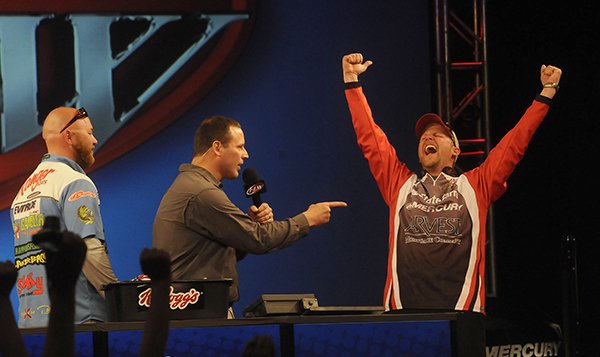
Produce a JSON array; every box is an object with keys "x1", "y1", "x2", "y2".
[{"x1": 342, "y1": 53, "x2": 373, "y2": 83}]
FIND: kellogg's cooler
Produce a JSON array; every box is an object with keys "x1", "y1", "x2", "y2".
[{"x1": 103, "y1": 279, "x2": 232, "y2": 321}]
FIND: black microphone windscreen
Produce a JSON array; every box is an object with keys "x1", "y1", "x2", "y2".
[{"x1": 243, "y1": 167, "x2": 260, "y2": 185}]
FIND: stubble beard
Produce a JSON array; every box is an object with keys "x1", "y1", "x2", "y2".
[{"x1": 421, "y1": 155, "x2": 442, "y2": 173}]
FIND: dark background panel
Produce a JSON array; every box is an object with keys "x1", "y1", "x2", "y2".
[
  {"x1": 0, "y1": 0, "x2": 597, "y2": 354},
  {"x1": 485, "y1": 1, "x2": 599, "y2": 354}
]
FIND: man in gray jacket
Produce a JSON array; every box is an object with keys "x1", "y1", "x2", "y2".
[{"x1": 153, "y1": 115, "x2": 346, "y2": 316}]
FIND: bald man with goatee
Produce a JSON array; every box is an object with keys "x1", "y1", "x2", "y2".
[{"x1": 11, "y1": 107, "x2": 117, "y2": 328}]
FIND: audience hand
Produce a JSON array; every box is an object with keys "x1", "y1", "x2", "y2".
[
  {"x1": 140, "y1": 248, "x2": 171, "y2": 282},
  {"x1": 0, "y1": 261, "x2": 17, "y2": 299},
  {"x1": 44, "y1": 231, "x2": 87, "y2": 291}
]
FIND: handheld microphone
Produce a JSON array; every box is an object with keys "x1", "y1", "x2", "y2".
[{"x1": 242, "y1": 167, "x2": 267, "y2": 207}]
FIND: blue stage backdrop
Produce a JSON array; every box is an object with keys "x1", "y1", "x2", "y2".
[{"x1": 0, "y1": 0, "x2": 431, "y2": 314}]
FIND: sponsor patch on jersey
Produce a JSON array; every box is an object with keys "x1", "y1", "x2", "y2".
[
  {"x1": 21, "y1": 307, "x2": 34, "y2": 320},
  {"x1": 17, "y1": 272, "x2": 44, "y2": 296},
  {"x1": 12, "y1": 198, "x2": 41, "y2": 220},
  {"x1": 14, "y1": 212, "x2": 44, "y2": 239},
  {"x1": 18, "y1": 168, "x2": 56, "y2": 198},
  {"x1": 20, "y1": 305, "x2": 51, "y2": 320},
  {"x1": 77, "y1": 205, "x2": 95, "y2": 224},
  {"x1": 15, "y1": 241, "x2": 42, "y2": 256},
  {"x1": 68, "y1": 191, "x2": 98, "y2": 201},
  {"x1": 38, "y1": 305, "x2": 51, "y2": 315},
  {"x1": 15, "y1": 252, "x2": 46, "y2": 269}
]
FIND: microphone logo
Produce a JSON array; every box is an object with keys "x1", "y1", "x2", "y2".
[{"x1": 245, "y1": 181, "x2": 265, "y2": 197}]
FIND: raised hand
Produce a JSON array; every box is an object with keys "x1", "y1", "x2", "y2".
[
  {"x1": 540, "y1": 64, "x2": 562, "y2": 85},
  {"x1": 0, "y1": 261, "x2": 28, "y2": 357},
  {"x1": 140, "y1": 248, "x2": 171, "y2": 282},
  {"x1": 0, "y1": 261, "x2": 17, "y2": 298},
  {"x1": 139, "y1": 248, "x2": 171, "y2": 357},
  {"x1": 44, "y1": 231, "x2": 87, "y2": 291},
  {"x1": 342, "y1": 53, "x2": 373, "y2": 83},
  {"x1": 540, "y1": 64, "x2": 562, "y2": 99}
]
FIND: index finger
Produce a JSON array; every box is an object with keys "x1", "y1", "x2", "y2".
[{"x1": 324, "y1": 201, "x2": 348, "y2": 208}]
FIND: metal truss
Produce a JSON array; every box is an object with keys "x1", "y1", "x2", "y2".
[{"x1": 432, "y1": 0, "x2": 497, "y2": 296}]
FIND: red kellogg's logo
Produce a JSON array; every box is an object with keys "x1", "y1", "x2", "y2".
[
  {"x1": 138, "y1": 286, "x2": 201, "y2": 310},
  {"x1": 18, "y1": 169, "x2": 55, "y2": 197}
]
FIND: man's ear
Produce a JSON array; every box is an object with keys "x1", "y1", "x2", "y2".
[
  {"x1": 452, "y1": 146, "x2": 461, "y2": 162},
  {"x1": 63, "y1": 130, "x2": 72, "y2": 144},
  {"x1": 212, "y1": 140, "x2": 222, "y2": 156}
]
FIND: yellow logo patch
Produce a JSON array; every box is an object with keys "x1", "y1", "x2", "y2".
[{"x1": 77, "y1": 205, "x2": 94, "y2": 225}]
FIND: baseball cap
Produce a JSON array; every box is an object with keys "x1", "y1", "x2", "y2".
[{"x1": 415, "y1": 113, "x2": 460, "y2": 148}]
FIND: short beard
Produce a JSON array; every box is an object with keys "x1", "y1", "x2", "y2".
[{"x1": 73, "y1": 144, "x2": 95, "y2": 169}]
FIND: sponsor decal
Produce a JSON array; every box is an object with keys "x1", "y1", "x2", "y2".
[
  {"x1": 15, "y1": 242, "x2": 42, "y2": 256},
  {"x1": 17, "y1": 272, "x2": 44, "y2": 296},
  {"x1": 245, "y1": 182, "x2": 264, "y2": 196},
  {"x1": 12, "y1": 200, "x2": 38, "y2": 215},
  {"x1": 411, "y1": 189, "x2": 459, "y2": 203},
  {"x1": 77, "y1": 205, "x2": 95, "y2": 224},
  {"x1": 485, "y1": 341, "x2": 561, "y2": 357},
  {"x1": 0, "y1": 1, "x2": 256, "y2": 210},
  {"x1": 16, "y1": 213, "x2": 45, "y2": 234},
  {"x1": 405, "y1": 201, "x2": 464, "y2": 212},
  {"x1": 138, "y1": 286, "x2": 202, "y2": 310},
  {"x1": 18, "y1": 169, "x2": 56, "y2": 197},
  {"x1": 68, "y1": 191, "x2": 98, "y2": 201},
  {"x1": 168, "y1": 287, "x2": 201, "y2": 310},
  {"x1": 19, "y1": 305, "x2": 51, "y2": 320},
  {"x1": 11, "y1": 200, "x2": 42, "y2": 239},
  {"x1": 404, "y1": 215, "x2": 461, "y2": 237},
  {"x1": 15, "y1": 252, "x2": 46, "y2": 269},
  {"x1": 405, "y1": 237, "x2": 462, "y2": 245},
  {"x1": 16, "y1": 227, "x2": 43, "y2": 238},
  {"x1": 38, "y1": 305, "x2": 51, "y2": 315},
  {"x1": 21, "y1": 307, "x2": 34, "y2": 320}
]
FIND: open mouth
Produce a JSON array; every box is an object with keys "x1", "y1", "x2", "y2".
[{"x1": 425, "y1": 145, "x2": 437, "y2": 154}]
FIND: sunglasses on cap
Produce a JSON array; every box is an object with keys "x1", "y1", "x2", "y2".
[{"x1": 59, "y1": 107, "x2": 88, "y2": 133}]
